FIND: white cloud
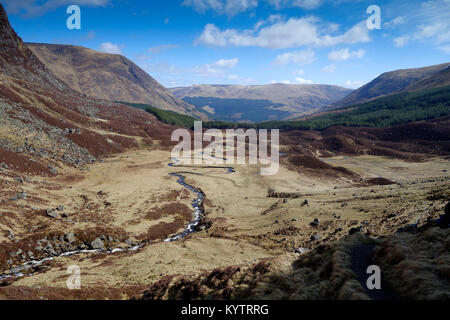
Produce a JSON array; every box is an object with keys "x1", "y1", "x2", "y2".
[
  {"x1": 197, "y1": 18, "x2": 370, "y2": 49},
  {"x1": 295, "y1": 77, "x2": 314, "y2": 84},
  {"x1": 322, "y1": 64, "x2": 336, "y2": 72},
  {"x1": 274, "y1": 76, "x2": 313, "y2": 85},
  {"x1": 438, "y1": 45, "x2": 450, "y2": 54},
  {"x1": 292, "y1": 69, "x2": 305, "y2": 75},
  {"x1": 182, "y1": 0, "x2": 322, "y2": 16},
  {"x1": 345, "y1": 80, "x2": 364, "y2": 89},
  {"x1": 3, "y1": 0, "x2": 109, "y2": 17},
  {"x1": 274, "y1": 49, "x2": 316, "y2": 65},
  {"x1": 192, "y1": 58, "x2": 239, "y2": 77},
  {"x1": 328, "y1": 48, "x2": 365, "y2": 61},
  {"x1": 393, "y1": 36, "x2": 410, "y2": 47},
  {"x1": 98, "y1": 42, "x2": 123, "y2": 54},
  {"x1": 148, "y1": 44, "x2": 179, "y2": 54},
  {"x1": 389, "y1": 0, "x2": 450, "y2": 50},
  {"x1": 267, "y1": 0, "x2": 321, "y2": 10},
  {"x1": 182, "y1": 0, "x2": 258, "y2": 16},
  {"x1": 383, "y1": 16, "x2": 405, "y2": 28},
  {"x1": 212, "y1": 58, "x2": 239, "y2": 68}
]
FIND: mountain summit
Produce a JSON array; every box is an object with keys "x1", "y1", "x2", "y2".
[{"x1": 27, "y1": 43, "x2": 208, "y2": 120}]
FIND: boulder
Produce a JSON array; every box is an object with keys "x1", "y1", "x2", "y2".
[
  {"x1": 64, "y1": 232, "x2": 76, "y2": 243},
  {"x1": 90, "y1": 238, "x2": 104, "y2": 250},
  {"x1": 46, "y1": 209, "x2": 58, "y2": 219}
]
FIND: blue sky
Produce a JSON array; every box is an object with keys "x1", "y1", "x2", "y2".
[{"x1": 2, "y1": 0, "x2": 449, "y2": 88}]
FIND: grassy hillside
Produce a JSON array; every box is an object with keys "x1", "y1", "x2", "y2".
[{"x1": 122, "y1": 86, "x2": 450, "y2": 131}]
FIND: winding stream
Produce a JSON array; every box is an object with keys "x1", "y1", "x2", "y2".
[{"x1": 0, "y1": 157, "x2": 235, "y2": 281}]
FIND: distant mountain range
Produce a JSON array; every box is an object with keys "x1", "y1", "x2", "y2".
[
  {"x1": 169, "y1": 84, "x2": 352, "y2": 122},
  {"x1": 26, "y1": 43, "x2": 208, "y2": 120},
  {"x1": 327, "y1": 63, "x2": 450, "y2": 111}
]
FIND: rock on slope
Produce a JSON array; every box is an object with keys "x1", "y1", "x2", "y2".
[
  {"x1": 170, "y1": 83, "x2": 353, "y2": 119},
  {"x1": 0, "y1": 4, "x2": 175, "y2": 170},
  {"x1": 327, "y1": 63, "x2": 450, "y2": 110},
  {"x1": 26, "y1": 43, "x2": 208, "y2": 120}
]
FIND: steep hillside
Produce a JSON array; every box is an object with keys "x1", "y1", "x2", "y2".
[
  {"x1": 0, "y1": 4, "x2": 175, "y2": 170},
  {"x1": 328, "y1": 63, "x2": 450, "y2": 110},
  {"x1": 170, "y1": 84, "x2": 352, "y2": 121},
  {"x1": 26, "y1": 43, "x2": 208, "y2": 120},
  {"x1": 406, "y1": 65, "x2": 450, "y2": 91}
]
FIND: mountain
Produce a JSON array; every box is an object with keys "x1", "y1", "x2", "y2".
[
  {"x1": 169, "y1": 84, "x2": 352, "y2": 122},
  {"x1": 327, "y1": 63, "x2": 450, "y2": 110},
  {"x1": 405, "y1": 65, "x2": 450, "y2": 91},
  {"x1": 26, "y1": 43, "x2": 208, "y2": 120},
  {"x1": 0, "y1": 3, "x2": 175, "y2": 170}
]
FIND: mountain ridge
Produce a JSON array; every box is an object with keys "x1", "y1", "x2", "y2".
[
  {"x1": 170, "y1": 83, "x2": 353, "y2": 121},
  {"x1": 26, "y1": 42, "x2": 209, "y2": 120},
  {"x1": 326, "y1": 62, "x2": 450, "y2": 111}
]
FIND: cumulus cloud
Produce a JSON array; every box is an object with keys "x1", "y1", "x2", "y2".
[
  {"x1": 2, "y1": 0, "x2": 110, "y2": 17},
  {"x1": 99, "y1": 42, "x2": 123, "y2": 54},
  {"x1": 197, "y1": 18, "x2": 370, "y2": 49},
  {"x1": 388, "y1": 0, "x2": 450, "y2": 50},
  {"x1": 182, "y1": 0, "x2": 258, "y2": 16},
  {"x1": 328, "y1": 48, "x2": 365, "y2": 61},
  {"x1": 274, "y1": 49, "x2": 316, "y2": 65},
  {"x1": 295, "y1": 77, "x2": 314, "y2": 84},
  {"x1": 148, "y1": 44, "x2": 179, "y2": 54},
  {"x1": 393, "y1": 36, "x2": 410, "y2": 48},
  {"x1": 383, "y1": 16, "x2": 405, "y2": 28},
  {"x1": 212, "y1": 58, "x2": 239, "y2": 68},
  {"x1": 182, "y1": 0, "x2": 323, "y2": 15},
  {"x1": 438, "y1": 45, "x2": 450, "y2": 54},
  {"x1": 266, "y1": 0, "x2": 321, "y2": 10},
  {"x1": 322, "y1": 64, "x2": 336, "y2": 72},
  {"x1": 345, "y1": 80, "x2": 364, "y2": 89},
  {"x1": 193, "y1": 58, "x2": 239, "y2": 77}
]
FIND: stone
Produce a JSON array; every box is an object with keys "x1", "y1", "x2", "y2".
[
  {"x1": 310, "y1": 218, "x2": 320, "y2": 227},
  {"x1": 46, "y1": 209, "x2": 58, "y2": 219},
  {"x1": 125, "y1": 238, "x2": 136, "y2": 246},
  {"x1": 44, "y1": 243, "x2": 57, "y2": 256},
  {"x1": 90, "y1": 238, "x2": 104, "y2": 250},
  {"x1": 65, "y1": 232, "x2": 76, "y2": 243},
  {"x1": 56, "y1": 205, "x2": 64, "y2": 211},
  {"x1": 7, "y1": 230, "x2": 14, "y2": 239},
  {"x1": 293, "y1": 247, "x2": 308, "y2": 254},
  {"x1": 14, "y1": 177, "x2": 24, "y2": 183},
  {"x1": 310, "y1": 233, "x2": 321, "y2": 241}
]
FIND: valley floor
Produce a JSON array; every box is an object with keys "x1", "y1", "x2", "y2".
[{"x1": 0, "y1": 147, "x2": 448, "y2": 299}]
